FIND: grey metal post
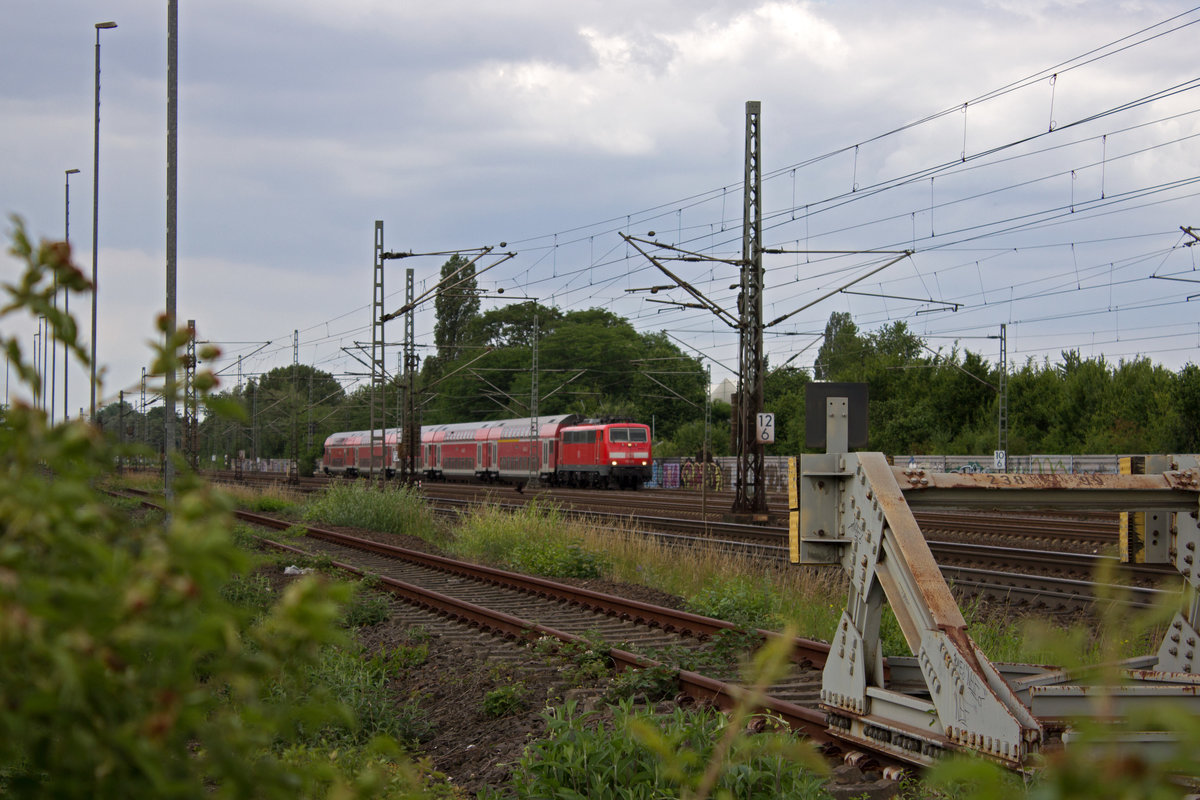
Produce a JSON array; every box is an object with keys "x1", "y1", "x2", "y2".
[
  {"x1": 369, "y1": 221, "x2": 385, "y2": 481},
  {"x1": 62, "y1": 168, "x2": 80, "y2": 422},
  {"x1": 703, "y1": 364, "x2": 711, "y2": 531},
  {"x1": 529, "y1": 305, "x2": 538, "y2": 485},
  {"x1": 164, "y1": 2, "x2": 177, "y2": 497},
  {"x1": 997, "y1": 323, "x2": 1008, "y2": 472},
  {"x1": 118, "y1": 389, "x2": 125, "y2": 473},
  {"x1": 140, "y1": 366, "x2": 146, "y2": 455},
  {"x1": 183, "y1": 320, "x2": 196, "y2": 468},
  {"x1": 33, "y1": 325, "x2": 41, "y2": 409},
  {"x1": 291, "y1": 329, "x2": 299, "y2": 479},
  {"x1": 90, "y1": 21, "x2": 117, "y2": 421},
  {"x1": 42, "y1": 316, "x2": 48, "y2": 412}
]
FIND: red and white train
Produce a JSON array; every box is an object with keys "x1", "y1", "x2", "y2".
[{"x1": 321, "y1": 414, "x2": 653, "y2": 488}]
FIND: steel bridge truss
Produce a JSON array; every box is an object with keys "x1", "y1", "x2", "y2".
[{"x1": 790, "y1": 394, "x2": 1200, "y2": 770}]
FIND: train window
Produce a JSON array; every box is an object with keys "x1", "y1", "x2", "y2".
[
  {"x1": 625, "y1": 428, "x2": 648, "y2": 442},
  {"x1": 610, "y1": 428, "x2": 629, "y2": 442}
]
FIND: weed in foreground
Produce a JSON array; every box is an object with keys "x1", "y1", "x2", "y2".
[
  {"x1": 342, "y1": 579, "x2": 393, "y2": 628},
  {"x1": 605, "y1": 664, "x2": 680, "y2": 703},
  {"x1": 482, "y1": 685, "x2": 528, "y2": 718},
  {"x1": 366, "y1": 643, "x2": 430, "y2": 676},
  {"x1": 500, "y1": 697, "x2": 826, "y2": 800},
  {"x1": 0, "y1": 216, "x2": 439, "y2": 798}
]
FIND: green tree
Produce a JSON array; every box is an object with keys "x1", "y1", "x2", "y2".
[
  {"x1": 1173, "y1": 364, "x2": 1200, "y2": 452},
  {"x1": 428, "y1": 254, "x2": 481, "y2": 378},
  {"x1": 763, "y1": 363, "x2": 810, "y2": 455},
  {"x1": 628, "y1": 331, "x2": 706, "y2": 441},
  {"x1": 239, "y1": 365, "x2": 344, "y2": 461},
  {"x1": 813, "y1": 311, "x2": 864, "y2": 381}
]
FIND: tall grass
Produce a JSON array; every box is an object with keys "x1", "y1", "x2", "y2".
[
  {"x1": 302, "y1": 481, "x2": 441, "y2": 544},
  {"x1": 221, "y1": 482, "x2": 305, "y2": 515},
  {"x1": 497, "y1": 700, "x2": 827, "y2": 799},
  {"x1": 462, "y1": 506, "x2": 1080, "y2": 663},
  {"x1": 452, "y1": 499, "x2": 609, "y2": 579}
]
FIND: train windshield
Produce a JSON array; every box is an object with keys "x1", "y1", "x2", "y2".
[{"x1": 609, "y1": 427, "x2": 648, "y2": 443}]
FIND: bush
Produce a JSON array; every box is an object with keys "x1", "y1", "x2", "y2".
[
  {"x1": 482, "y1": 685, "x2": 527, "y2": 718},
  {"x1": 685, "y1": 575, "x2": 782, "y2": 630},
  {"x1": 303, "y1": 481, "x2": 439, "y2": 542},
  {"x1": 453, "y1": 500, "x2": 610, "y2": 579},
  {"x1": 501, "y1": 700, "x2": 826, "y2": 799},
  {"x1": 0, "y1": 217, "x2": 430, "y2": 798}
]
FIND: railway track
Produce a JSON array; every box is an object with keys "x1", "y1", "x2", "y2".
[
  {"x1": 206, "y1": 469, "x2": 1122, "y2": 543},
  {"x1": 115, "y1": 488, "x2": 918, "y2": 768},
  {"x1": 236, "y1": 510, "x2": 831, "y2": 719},
  {"x1": 113, "y1": 482, "x2": 1188, "y2": 775},
  {"x1": 415, "y1": 488, "x2": 1173, "y2": 611},
  {"x1": 192, "y1": 469, "x2": 1174, "y2": 611}
]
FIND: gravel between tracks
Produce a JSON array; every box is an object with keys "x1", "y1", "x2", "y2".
[{"x1": 264, "y1": 523, "x2": 696, "y2": 795}]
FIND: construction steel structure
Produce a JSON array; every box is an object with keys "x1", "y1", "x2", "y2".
[
  {"x1": 183, "y1": 319, "x2": 198, "y2": 469},
  {"x1": 791, "y1": 381, "x2": 1200, "y2": 769},
  {"x1": 734, "y1": 100, "x2": 767, "y2": 517},
  {"x1": 369, "y1": 221, "x2": 388, "y2": 481},
  {"x1": 369, "y1": 220, "x2": 515, "y2": 484}
]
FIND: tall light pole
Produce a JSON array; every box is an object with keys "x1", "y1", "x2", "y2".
[
  {"x1": 165, "y1": 0, "x2": 177, "y2": 497},
  {"x1": 60, "y1": 168, "x2": 80, "y2": 423},
  {"x1": 90, "y1": 20, "x2": 117, "y2": 422}
]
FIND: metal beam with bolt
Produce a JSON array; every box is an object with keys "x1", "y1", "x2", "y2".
[{"x1": 791, "y1": 382, "x2": 1200, "y2": 769}]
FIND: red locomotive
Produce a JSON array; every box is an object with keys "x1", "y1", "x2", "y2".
[{"x1": 321, "y1": 414, "x2": 653, "y2": 488}]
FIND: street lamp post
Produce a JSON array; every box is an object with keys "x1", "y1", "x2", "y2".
[
  {"x1": 34, "y1": 323, "x2": 42, "y2": 410},
  {"x1": 90, "y1": 20, "x2": 117, "y2": 422},
  {"x1": 60, "y1": 168, "x2": 80, "y2": 423}
]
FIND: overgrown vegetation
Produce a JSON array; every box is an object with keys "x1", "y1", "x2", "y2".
[
  {"x1": 482, "y1": 685, "x2": 528, "y2": 718},
  {"x1": 221, "y1": 482, "x2": 304, "y2": 515},
  {"x1": 500, "y1": 631, "x2": 829, "y2": 800},
  {"x1": 20, "y1": 210, "x2": 1200, "y2": 796},
  {"x1": 452, "y1": 499, "x2": 610, "y2": 578},
  {"x1": 302, "y1": 480, "x2": 441, "y2": 543},
  {"x1": 492, "y1": 700, "x2": 829, "y2": 800},
  {"x1": 0, "y1": 217, "x2": 444, "y2": 798},
  {"x1": 532, "y1": 632, "x2": 614, "y2": 686}
]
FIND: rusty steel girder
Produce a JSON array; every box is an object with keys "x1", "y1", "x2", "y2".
[
  {"x1": 790, "y1": 450, "x2": 1200, "y2": 769},
  {"x1": 792, "y1": 452, "x2": 1042, "y2": 768}
]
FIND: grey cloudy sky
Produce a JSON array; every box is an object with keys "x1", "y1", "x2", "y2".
[{"x1": 4, "y1": 1, "x2": 1199, "y2": 416}]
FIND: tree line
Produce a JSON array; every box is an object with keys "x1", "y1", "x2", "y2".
[{"x1": 95, "y1": 260, "x2": 1200, "y2": 468}]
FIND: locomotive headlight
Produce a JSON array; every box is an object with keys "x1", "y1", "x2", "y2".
[{"x1": 611, "y1": 460, "x2": 618, "y2": 466}]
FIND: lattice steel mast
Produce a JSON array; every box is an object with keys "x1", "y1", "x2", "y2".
[
  {"x1": 734, "y1": 100, "x2": 767, "y2": 515},
  {"x1": 183, "y1": 319, "x2": 197, "y2": 469},
  {"x1": 369, "y1": 221, "x2": 387, "y2": 482},
  {"x1": 402, "y1": 267, "x2": 417, "y2": 484}
]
